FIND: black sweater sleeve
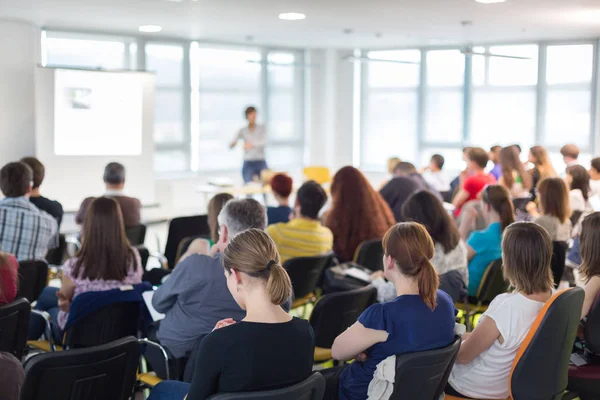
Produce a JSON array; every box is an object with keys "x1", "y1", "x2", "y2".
[{"x1": 187, "y1": 333, "x2": 222, "y2": 400}]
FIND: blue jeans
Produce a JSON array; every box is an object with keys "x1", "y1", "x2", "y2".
[
  {"x1": 28, "y1": 286, "x2": 63, "y2": 343},
  {"x1": 242, "y1": 160, "x2": 268, "y2": 183},
  {"x1": 148, "y1": 381, "x2": 190, "y2": 400}
]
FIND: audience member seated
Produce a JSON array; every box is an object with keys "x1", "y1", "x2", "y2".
[
  {"x1": 267, "y1": 173, "x2": 293, "y2": 225},
  {"x1": 526, "y1": 177, "x2": 572, "y2": 242},
  {"x1": 498, "y1": 146, "x2": 532, "y2": 199},
  {"x1": 379, "y1": 157, "x2": 402, "y2": 189},
  {"x1": 561, "y1": 143, "x2": 581, "y2": 171},
  {"x1": 151, "y1": 199, "x2": 264, "y2": 359},
  {"x1": 452, "y1": 147, "x2": 497, "y2": 216},
  {"x1": 528, "y1": 146, "x2": 558, "y2": 200},
  {"x1": 322, "y1": 222, "x2": 455, "y2": 400},
  {"x1": 20, "y1": 157, "x2": 64, "y2": 228},
  {"x1": 421, "y1": 154, "x2": 451, "y2": 193},
  {"x1": 371, "y1": 191, "x2": 468, "y2": 302},
  {"x1": 489, "y1": 145, "x2": 502, "y2": 180},
  {"x1": 567, "y1": 165, "x2": 592, "y2": 213},
  {"x1": 327, "y1": 166, "x2": 395, "y2": 262},
  {"x1": 0, "y1": 252, "x2": 18, "y2": 305},
  {"x1": 0, "y1": 162, "x2": 58, "y2": 261},
  {"x1": 267, "y1": 181, "x2": 332, "y2": 263},
  {"x1": 459, "y1": 185, "x2": 514, "y2": 296},
  {"x1": 578, "y1": 213, "x2": 600, "y2": 319},
  {"x1": 449, "y1": 147, "x2": 474, "y2": 197},
  {"x1": 28, "y1": 197, "x2": 142, "y2": 342},
  {"x1": 380, "y1": 163, "x2": 428, "y2": 222},
  {"x1": 446, "y1": 222, "x2": 555, "y2": 399},
  {"x1": 589, "y1": 157, "x2": 600, "y2": 196},
  {"x1": 76, "y1": 162, "x2": 142, "y2": 227},
  {"x1": 148, "y1": 229, "x2": 314, "y2": 400},
  {"x1": 0, "y1": 352, "x2": 24, "y2": 400}
]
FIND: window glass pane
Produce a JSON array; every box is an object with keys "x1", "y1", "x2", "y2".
[
  {"x1": 367, "y1": 50, "x2": 421, "y2": 88},
  {"x1": 424, "y1": 90, "x2": 463, "y2": 143},
  {"x1": 546, "y1": 45, "x2": 594, "y2": 85},
  {"x1": 196, "y1": 48, "x2": 261, "y2": 90},
  {"x1": 419, "y1": 148, "x2": 465, "y2": 173},
  {"x1": 154, "y1": 150, "x2": 188, "y2": 173},
  {"x1": 472, "y1": 47, "x2": 486, "y2": 86},
  {"x1": 488, "y1": 45, "x2": 538, "y2": 86},
  {"x1": 470, "y1": 90, "x2": 536, "y2": 150},
  {"x1": 45, "y1": 37, "x2": 126, "y2": 69},
  {"x1": 145, "y1": 44, "x2": 184, "y2": 87},
  {"x1": 426, "y1": 50, "x2": 464, "y2": 87},
  {"x1": 197, "y1": 138, "x2": 244, "y2": 171},
  {"x1": 268, "y1": 91, "x2": 296, "y2": 140},
  {"x1": 268, "y1": 53, "x2": 295, "y2": 88},
  {"x1": 544, "y1": 89, "x2": 591, "y2": 149},
  {"x1": 155, "y1": 91, "x2": 185, "y2": 144},
  {"x1": 362, "y1": 92, "x2": 418, "y2": 168},
  {"x1": 266, "y1": 145, "x2": 303, "y2": 168}
]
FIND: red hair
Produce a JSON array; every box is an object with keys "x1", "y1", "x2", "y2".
[
  {"x1": 270, "y1": 174, "x2": 293, "y2": 198},
  {"x1": 325, "y1": 166, "x2": 396, "y2": 262}
]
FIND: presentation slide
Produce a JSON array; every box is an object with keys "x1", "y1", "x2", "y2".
[{"x1": 54, "y1": 69, "x2": 143, "y2": 156}]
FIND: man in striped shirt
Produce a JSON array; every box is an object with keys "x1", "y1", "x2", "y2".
[
  {"x1": 267, "y1": 181, "x2": 333, "y2": 264},
  {"x1": 0, "y1": 162, "x2": 58, "y2": 261}
]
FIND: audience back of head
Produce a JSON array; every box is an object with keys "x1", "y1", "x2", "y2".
[
  {"x1": 387, "y1": 157, "x2": 401, "y2": 174},
  {"x1": 296, "y1": 180, "x2": 327, "y2": 219},
  {"x1": 482, "y1": 185, "x2": 515, "y2": 231},
  {"x1": 580, "y1": 212, "x2": 600, "y2": 282},
  {"x1": 394, "y1": 162, "x2": 418, "y2": 176},
  {"x1": 0, "y1": 162, "x2": 32, "y2": 198},
  {"x1": 103, "y1": 162, "x2": 126, "y2": 188},
  {"x1": 218, "y1": 198, "x2": 267, "y2": 238},
  {"x1": 208, "y1": 193, "x2": 234, "y2": 244},
  {"x1": 567, "y1": 165, "x2": 591, "y2": 201},
  {"x1": 561, "y1": 144, "x2": 580, "y2": 164},
  {"x1": 467, "y1": 147, "x2": 489, "y2": 171},
  {"x1": 270, "y1": 174, "x2": 293, "y2": 200},
  {"x1": 529, "y1": 146, "x2": 557, "y2": 179},
  {"x1": 537, "y1": 178, "x2": 570, "y2": 224},
  {"x1": 430, "y1": 154, "x2": 445, "y2": 171},
  {"x1": 19, "y1": 157, "x2": 45, "y2": 190},
  {"x1": 499, "y1": 146, "x2": 532, "y2": 191}
]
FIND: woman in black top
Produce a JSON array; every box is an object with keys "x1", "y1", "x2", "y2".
[{"x1": 148, "y1": 229, "x2": 315, "y2": 400}]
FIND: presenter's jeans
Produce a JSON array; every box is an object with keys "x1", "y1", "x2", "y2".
[{"x1": 242, "y1": 160, "x2": 268, "y2": 183}]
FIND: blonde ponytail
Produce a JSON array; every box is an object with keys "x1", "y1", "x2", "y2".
[{"x1": 267, "y1": 263, "x2": 293, "y2": 305}]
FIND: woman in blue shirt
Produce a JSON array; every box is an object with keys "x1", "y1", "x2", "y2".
[
  {"x1": 324, "y1": 222, "x2": 456, "y2": 400},
  {"x1": 459, "y1": 185, "x2": 515, "y2": 296}
]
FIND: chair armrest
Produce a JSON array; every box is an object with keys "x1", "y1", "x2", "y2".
[
  {"x1": 65, "y1": 236, "x2": 81, "y2": 252},
  {"x1": 30, "y1": 309, "x2": 56, "y2": 352},
  {"x1": 148, "y1": 252, "x2": 169, "y2": 270},
  {"x1": 138, "y1": 338, "x2": 170, "y2": 380}
]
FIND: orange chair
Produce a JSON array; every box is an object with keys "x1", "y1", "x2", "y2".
[{"x1": 446, "y1": 288, "x2": 583, "y2": 400}]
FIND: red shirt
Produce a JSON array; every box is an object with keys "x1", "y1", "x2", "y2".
[
  {"x1": 455, "y1": 173, "x2": 497, "y2": 216},
  {"x1": 0, "y1": 254, "x2": 18, "y2": 305}
]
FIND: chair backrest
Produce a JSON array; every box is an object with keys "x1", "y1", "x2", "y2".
[
  {"x1": 475, "y1": 259, "x2": 508, "y2": 303},
  {"x1": 584, "y1": 293, "x2": 600, "y2": 354},
  {"x1": 45, "y1": 234, "x2": 66, "y2": 266},
  {"x1": 207, "y1": 372, "x2": 325, "y2": 400},
  {"x1": 165, "y1": 215, "x2": 210, "y2": 268},
  {"x1": 283, "y1": 254, "x2": 333, "y2": 299},
  {"x1": 570, "y1": 210, "x2": 584, "y2": 227},
  {"x1": 125, "y1": 224, "x2": 147, "y2": 246},
  {"x1": 390, "y1": 336, "x2": 462, "y2": 400},
  {"x1": 135, "y1": 245, "x2": 150, "y2": 269},
  {"x1": 20, "y1": 336, "x2": 141, "y2": 400},
  {"x1": 309, "y1": 286, "x2": 377, "y2": 348},
  {"x1": 175, "y1": 235, "x2": 203, "y2": 265},
  {"x1": 509, "y1": 288, "x2": 584, "y2": 400},
  {"x1": 0, "y1": 298, "x2": 30, "y2": 359},
  {"x1": 17, "y1": 261, "x2": 49, "y2": 303},
  {"x1": 353, "y1": 239, "x2": 384, "y2": 272},
  {"x1": 550, "y1": 241, "x2": 568, "y2": 288},
  {"x1": 303, "y1": 166, "x2": 331, "y2": 185}
]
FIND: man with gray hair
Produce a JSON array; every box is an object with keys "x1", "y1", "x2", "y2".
[
  {"x1": 75, "y1": 162, "x2": 142, "y2": 227},
  {"x1": 151, "y1": 198, "x2": 266, "y2": 359}
]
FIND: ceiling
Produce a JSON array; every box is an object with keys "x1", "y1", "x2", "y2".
[{"x1": 1, "y1": 0, "x2": 600, "y2": 48}]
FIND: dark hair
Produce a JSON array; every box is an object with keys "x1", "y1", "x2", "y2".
[
  {"x1": 244, "y1": 106, "x2": 257, "y2": 118},
  {"x1": 431, "y1": 154, "x2": 445, "y2": 170},
  {"x1": 510, "y1": 144, "x2": 522, "y2": 154},
  {"x1": 482, "y1": 185, "x2": 515, "y2": 232},
  {"x1": 73, "y1": 197, "x2": 137, "y2": 281},
  {"x1": 537, "y1": 178, "x2": 570, "y2": 224},
  {"x1": 208, "y1": 193, "x2": 234, "y2": 243},
  {"x1": 383, "y1": 222, "x2": 439, "y2": 310},
  {"x1": 103, "y1": 162, "x2": 126, "y2": 185},
  {"x1": 0, "y1": 252, "x2": 16, "y2": 304},
  {"x1": 401, "y1": 191, "x2": 460, "y2": 253},
  {"x1": 270, "y1": 174, "x2": 293, "y2": 199},
  {"x1": 394, "y1": 162, "x2": 417, "y2": 175},
  {"x1": 296, "y1": 181, "x2": 327, "y2": 219},
  {"x1": 580, "y1": 213, "x2": 600, "y2": 282},
  {"x1": 499, "y1": 146, "x2": 532, "y2": 191},
  {"x1": 468, "y1": 147, "x2": 489, "y2": 169},
  {"x1": 20, "y1": 157, "x2": 45, "y2": 189},
  {"x1": 502, "y1": 222, "x2": 554, "y2": 295},
  {"x1": 490, "y1": 145, "x2": 502, "y2": 153},
  {"x1": 561, "y1": 144, "x2": 580, "y2": 160},
  {"x1": 0, "y1": 162, "x2": 32, "y2": 198},
  {"x1": 592, "y1": 157, "x2": 600, "y2": 173},
  {"x1": 568, "y1": 165, "x2": 591, "y2": 202}
]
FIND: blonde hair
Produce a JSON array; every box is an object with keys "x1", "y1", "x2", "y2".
[
  {"x1": 387, "y1": 157, "x2": 401, "y2": 174},
  {"x1": 223, "y1": 229, "x2": 292, "y2": 305},
  {"x1": 530, "y1": 146, "x2": 557, "y2": 180}
]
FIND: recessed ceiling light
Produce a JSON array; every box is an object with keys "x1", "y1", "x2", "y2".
[
  {"x1": 278, "y1": 12, "x2": 306, "y2": 21},
  {"x1": 139, "y1": 25, "x2": 162, "y2": 33},
  {"x1": 475, "y1": 0, "x2": 506, "y2": 3}
]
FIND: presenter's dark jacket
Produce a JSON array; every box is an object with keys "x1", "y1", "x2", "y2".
[{"x1": 76, "y1": 195, "x2": 142, "y2": 227}]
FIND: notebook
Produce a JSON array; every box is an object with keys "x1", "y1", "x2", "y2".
[{"x1": 142, "y1": 291, "x2": 165, "y2": 322}]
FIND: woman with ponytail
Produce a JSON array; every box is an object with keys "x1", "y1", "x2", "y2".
[
  {"x1": 323, "y1": 223, "x2": 455, "y2": 400},
  {"x1": 459, "y1": 185, "x2": 515, "y2": 296},
  {"x1": 149, "y1": 229, "x2": 314, "y2": 400}
]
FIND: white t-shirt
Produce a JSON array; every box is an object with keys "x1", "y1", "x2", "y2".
[
  {"x1": 422, "y1": 171, "x2": 451, "y2": 193},
  {"x1": 590, "y1": 180, "x2": 600, "y2": 197},
  {"x1": 236, "y1": 124, "x2": 267, "y2": 161},
  {"x1": 448, "y1": 292, "x2": 548, "y2": 399}
]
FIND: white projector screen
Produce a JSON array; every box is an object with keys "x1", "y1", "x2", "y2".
[{"x1": 54, "y1": 69, "x2": 143, "y2": 156}]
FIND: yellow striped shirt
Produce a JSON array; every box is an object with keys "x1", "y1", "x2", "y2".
[{"x1": 266, "y1": 218, "x2": 334, "y2": 264}]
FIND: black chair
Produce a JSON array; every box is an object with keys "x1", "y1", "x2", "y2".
[
  {"x1": 17, "y1": 261, "x2": 49, "y2": 303},
  {"x1": 46, "y1": 234, "x2": 66, "y2": 266},
  {"x1": 571, "y1": 210, "x2": 584, "y2": 227},
  {"x1": 390, "y1": 336, "x2": 461, "y2": 400},
  {"x1": 175, "y1": 235, "x2": 207, "y2": 265},
  {"x1": 551, "y1": 241, "x2": 568, "y2": 288},
  {"x1": 207, "y1": 372, "x2": 325, "y2": 400},
  {"x1": 164, "y1": 215, "x2": 210, "y2": 269},
  {"x1": 135, "y1": 245, "x2": 150, "y2": 269},
  {"x1": 0, "y1": 298, "x2": 30, "y2": 359},
  {"x1": 310, "y1": 286, "x2": 377, "y2": 363},
  {"x1": 353, "y1": 239, "x2": 384, "y2": 272},
  {"x1": 283, "y1": 254, "x2": 333, "y2": 308},
  {"x1": 20, "y1": 336, "x2": 141, "y2": 400},
  {"x1": 126, "y1": 224, "x2": 147, "y2": 246}
]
